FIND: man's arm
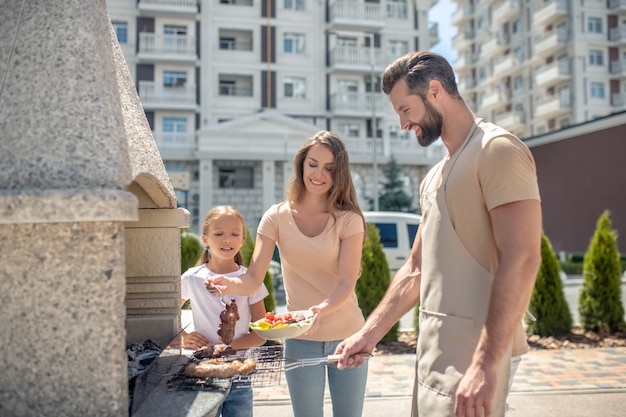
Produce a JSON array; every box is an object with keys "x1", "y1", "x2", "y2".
[
  {"x1": 335, "y1": 226, "x2": 423, "y2": 369},
  {"x1": 454, "y1": 199, "x2": 542, "y2": 417}
]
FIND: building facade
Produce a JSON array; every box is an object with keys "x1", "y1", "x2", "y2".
[
  {"x1": 107, "y1": 0, "x2": 445, "y2": 233},
  {"x1": 452, "y1": 0, "x2": 626, "y2": 139}
]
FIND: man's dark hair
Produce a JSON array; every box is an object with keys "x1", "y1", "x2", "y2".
[{"x1": 381, "y1": 51, "x2": 462, "y2": 102}]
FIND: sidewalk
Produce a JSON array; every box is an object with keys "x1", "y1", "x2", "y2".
[{"x1": 252, "y1": 347, "x2": 626, "y2": 416}]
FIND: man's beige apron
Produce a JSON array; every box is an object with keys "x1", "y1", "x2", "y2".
[{"x1": 411, "y1": 124, "x2": 511, "y2": 417}]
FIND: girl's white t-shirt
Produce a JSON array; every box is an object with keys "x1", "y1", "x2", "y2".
[{"x1": 181, "y1": 264, "x2": 268, "y2": 345}]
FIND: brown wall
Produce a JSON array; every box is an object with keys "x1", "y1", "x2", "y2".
[{"x1": 528, "y1": 118, "x2": 626, "y2": 254}]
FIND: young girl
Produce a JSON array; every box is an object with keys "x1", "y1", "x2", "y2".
[
  {"x1": 207, "y1": 131, "x2": 368, "y2": 417},
  {"x1": 177, "y1": 205, "x2": 268, "y2": 417}
]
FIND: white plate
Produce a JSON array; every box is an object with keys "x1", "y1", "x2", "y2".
[{"x1": 250, "y1": 310, "x2": 316, "y2": 340}]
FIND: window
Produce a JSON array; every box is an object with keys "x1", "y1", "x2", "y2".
[
  {"x1": 590, "y1": 82, "x2": 605, "y2": 99},
  {"x1": 587, "y1": 17, "x2": 602, "y2": 34},
  {"x1": 387, "y1": 0, "x2": 407, "y2": 19},
  {"x1": 284, "y1": 33, "x2": 305, "y2": 54},
  {"x1": 112, "y1": 21, "x2": 128, "y2": 44},
  {"x1": 512, "y1": 19, "x2": 522, "y2": 34},
  {"x1": 337, "y1": 36, "x2": 357, "y2": 47},
  {"x1": 337, "y1": 79, "x2": 358, "y2": 93},
  {"x1": 284, "y1": 0, "x2": 305, "y2": 10},
  {"x1": 162, "y1": 117, "x2": 187, "y2": 146},
  {"x1": 163, "y1": 71, "x2": 187, "y2": 87},
  {"x1": 374, "y1": 223, "x2": 399, "y2": 248},
  {"x1": 513, "y1": 76, "x2": 523, "y2": 90},
  {"x1": 283, "y1": 76, "x2": 306, "y2": 98},
  {"x1": 164, "y1": 25, "x2": 187, "y2": 36},
  {"x1": 388, "y1": 40, "x2": 409, "y2": 59},
  {"x1": 337, "y1": 123, "x2": 360, "y2": 138},
  {"x1": 219, "y1": 37, "x2": 236, "y2": 50},
  {"x1": 219, "y1": 167, "x2": 253, "y2": 189},
  {"x1": 589, "y1": 49, "x2": 603, "y2": 66}
]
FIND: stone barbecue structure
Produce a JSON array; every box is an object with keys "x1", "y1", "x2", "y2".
[{"x1": 0, "y1": 1, "x2": 188, "y2": 415}]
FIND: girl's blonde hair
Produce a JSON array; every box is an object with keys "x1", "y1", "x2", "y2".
[
  {"x1": 286, "y1": 130, "x2": 366, "y2": 245},
  {"x1": 196, "y1": 205, "x2": 246, "y2": 266}
]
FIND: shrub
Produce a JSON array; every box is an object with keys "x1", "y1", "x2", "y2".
[
  {"x1": 526, "y1": 232, "x2": 572, "y2": 336},
  {"x1": 357, "y1": 223, "x2": 399, "y2": 343},
  {"x1": 240, "y1": 228, "x2": 276, "y2": 314},
  {"x1": 180, "y1": 229, "x2": 203, "y2": 310},
  {"x1": 578, "y1": 211, "x2": 625, "y2": 333}
]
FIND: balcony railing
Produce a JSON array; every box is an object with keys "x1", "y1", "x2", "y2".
[
  {"x1": 495, "y1": 110, "x2": 526, "y2": 129},
  {"x1": 533, "y1": 0, "x2": 568, "y2": 27},
  {"x1": 536, "y1": 93, "x2": 572, "y2": 118},
  {"x1": 493, "y1": 0, "x2": 521, "y2": 23},
  {"x1": 610, "y1": 59, "x2": 626, "y2": 75},
  {"x1": 609, "y1": 25, "x2": 626, "y2": 42},
  {"x1": 139, "y1": 33, "x2": 196, "y2": 57},
  {"x1": 329, "y1": 45, "x2": 387, "y2": 69},
  {"x1": 138, "y1": 81, "x2": 196, "y2": 107},
  {"x1": 329, "y1": 1, "x2": 383, "y2": 24},
  {"x1": 609, "y1": 0, "x2": 626, "y2": 10},
  {"x1": 138, "y1": 0, "x2": 198, "y2": 13},
  {"x1": 535, "y1": 60, "x2": 571, "y2": 87},
  {"x1": 153, "y1": 132, "x2": 196, "y2": 150},
  {"x1": 342, "y1": 137, "x2": 446, "y2": 163},
  {"x1": 331, "y1": 92, "x2": 387, "y2": 115},
  {"x1": 534, "y1": 26, "x2": 569, "y2": 56}
]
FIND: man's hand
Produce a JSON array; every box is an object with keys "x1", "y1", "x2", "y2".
[
  {"x1": 334, "y1": 331, "x2": 376, "y2": 370},
  {"x1": 454, "y1": 361, "x2": 497, "y2": 417}
]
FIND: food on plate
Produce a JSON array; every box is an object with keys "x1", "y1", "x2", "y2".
[
  {"x1": 184, "y1": 358, "x2": 257, "y2": 379},
  {"x1": 250, "y1": 311, "x2": 311, "y2": 330},
  {"x1": 217, "y1": 299, "x2": 239, "y2": 345}
]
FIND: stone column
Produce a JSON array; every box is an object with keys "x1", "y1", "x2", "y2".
[{"x1": 0, "y1": 1, "x2": 181, "y2": 415}]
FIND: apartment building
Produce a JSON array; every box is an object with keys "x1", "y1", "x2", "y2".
[
  {"x1": 452, "y1": 0, "x2": 626, "y2": 139},
  {"x1": 107, "y1": 0, "x2": 444, "y2": 233}
]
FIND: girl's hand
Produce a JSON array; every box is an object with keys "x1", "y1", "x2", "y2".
[{"x1": 167, "y1": 331, "x2": 210, "y2": 350}]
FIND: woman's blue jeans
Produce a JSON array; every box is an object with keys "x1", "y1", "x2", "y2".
[{"x1": 285, "y1": 338, "x2": 368, "y2": 417}]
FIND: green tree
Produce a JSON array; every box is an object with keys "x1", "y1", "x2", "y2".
[
  {"x1": 578, "y1": 210, "x2": 625, "y2": 333},
  {"x1": 240, "y1": 228, "x2": 276, "y2": 314},
  {"x1": 180, "y1": 229, "x2": 204, "y2": 309},
  {"x1": 356, "y1": 223, "x2": 399, "y2": 343},
  {"x1": 526, "y1": 232, "x2": 572, "y2": 336},
  {"x1": 378, "y1": 156, "x2": 413, "y2": 212}
]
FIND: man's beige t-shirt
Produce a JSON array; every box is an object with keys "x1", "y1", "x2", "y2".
[
  {"x1": 258, "y1": 202, "x2": 365, "y2": 342},
  {"x1": 420, "y1": 120, "x2": 540, "y2": 356}
]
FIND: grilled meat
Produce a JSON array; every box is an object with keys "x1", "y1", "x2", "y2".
[{"x1": 217, "y1": 299, "x2": 239, "y2": 345}]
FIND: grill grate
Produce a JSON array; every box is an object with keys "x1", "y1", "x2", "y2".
[{"x1": 166, "y1": 344, "x2": 284, "y2": 391}]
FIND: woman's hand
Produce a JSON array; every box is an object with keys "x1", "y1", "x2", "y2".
[{"x1": 205, "y1": 275, "x2": 231, "y2": 295}]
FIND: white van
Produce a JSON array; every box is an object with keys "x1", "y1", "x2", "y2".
[{"x1": 363, "y1": 211, "x2": 422, "y2": 274}]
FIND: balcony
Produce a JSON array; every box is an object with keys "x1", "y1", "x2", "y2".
[
  {"x1": 535, "y1": 60, "x2": 571, "y2": 87},
  {"x1": 138, "y1": 81, "x2": 197, "y2": 110},
  {"x1": 153, "y1": 131, "x2": 196, "y2": 151},
  {"x1": 495, "y1": 110, "x2": 526, "y2": 131},
  {"x1": 328, "y1": 1, "x2": 385, "y2": 31},
  {"x1": 453, "y1": 51, "x2": 478, "y2": 71},
  {"x1": 329, "y1": 45, "x2": 387, "y2": 72},
  {"x1": 138, "y1": 0, "x2": 198, "y2": 15},
  {"x1": 533, "y1": 0, "x2": 568, "y2": 28},
  {"x1": 609, "y1": 0, "x2": 626, "y2": 11},
  {"x1": 330, "y1": 92, "x2": 387, "y2": 117},
  {"x1": 535, "y1": 93, "x2": 572, "y2": 119},
  {"x1": 342, "y1": 137, "x2": 445, "y2": 166},
  {"x1": 494, "y1": 54, "x2": 522, "y2": 78},
  {"x1": 493, "y1": 0, "x2": 521, "y2": 23},
  {"x1": 458, "y1": 76, "x2": 477, "y2": 92},
  {"x1": 428, "y1": 22, "x2": 440, "y2": 48},
  {"x1": 452, "y1": 3, "x2": 474, "y2": 25},
  {"x1": 138, "y1": 33, "x2": 197, "y2": 62},
  {"x1": 612, "y1": 92, "x2": 626, "y2": 110},
  {"x1": 452, "y1": 28, "x2": 475, "y2": 50},
  {"x1": 534, "y1": 27, "x2": 569, "y2": 57},
  {"x1": 609, "y1": 25, "x2": 626, "y2": 42},
  {"x1": 481, "y1": 89, "x2": 509, "y2": 110},
  {"x1": 218, "y1": 29, "x2": 253, "y2": 52},
  {"x1": 481, "y1": 34, "x2": 509, "y2": 58},
  {"x1": 610, "y1": 59, "x2": 626, "y2": 77}
]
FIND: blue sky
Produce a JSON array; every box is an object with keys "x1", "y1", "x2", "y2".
[{"x1": 429, "y1": 0, "x2": 457, "y2": 64}]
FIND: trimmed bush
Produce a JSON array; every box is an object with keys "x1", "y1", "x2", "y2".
[
  {"x1": 526, "y1": 232, "x2": 572, "y2": 336},
  {"x1": 240, "y1": 228, "x2": 276, "y2": 314},
  {"x1": 578, "y1": 210, "x2": 625, "y2": 333},
  {"x1": 181, "y1": 229, "x2": 203, "y2": 273},
  {"x1": 357, "y1": 223, "x2": 399, "y2": 343}
]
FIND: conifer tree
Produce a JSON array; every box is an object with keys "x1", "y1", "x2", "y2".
[
  {"x1": 578, "y1": 210, "x2": 625, "y2": 333},
  {"x1": 357, "y1": 223, "x2": 399, "y2": 342},
  {"x1": 526, "y1": 232, "x2": 572, "y2": 336},
  {"x1": 378, "y1": 156, "x2": 413, "y2": 212},
  {"x1": 180, "y1": 229, "x2": 204, "y2": 310},
  {"x1": 240, "y1": 228, "x2": 276, "y2": 314}
]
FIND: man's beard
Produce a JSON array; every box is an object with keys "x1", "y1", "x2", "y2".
[{"x1": 415, "y1": 98, "x2": 443, "y2": 147}]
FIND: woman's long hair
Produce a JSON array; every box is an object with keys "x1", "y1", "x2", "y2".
[{"x1": 286, "y1": 130, "x2": 366, "y2": 245}]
